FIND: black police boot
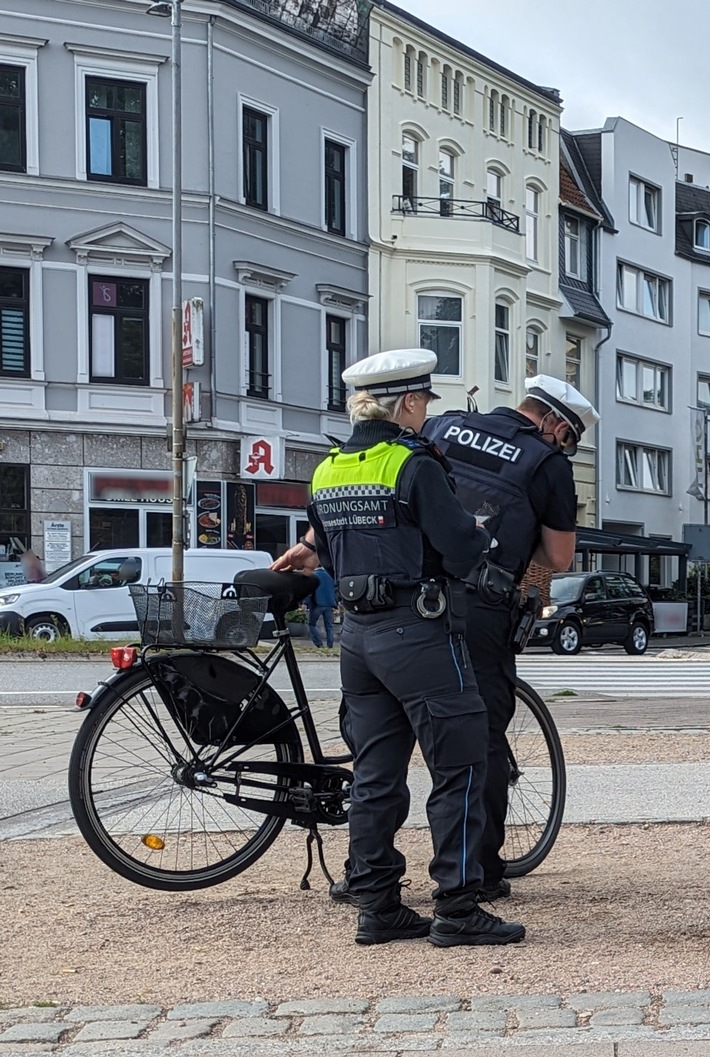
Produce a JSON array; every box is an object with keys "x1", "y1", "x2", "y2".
[
  {"x1": 429, "y1": 895, "x2": 525, "y2": 948},
  {"x1": 330, "y1": 876, "x2": 359, "y2": 907},
  {"x1": 355, "y1": 886, "x2": 432, "y2": 946},
  {"x1": 476, "y1": 877, "x2": 512, "y2": 902}
]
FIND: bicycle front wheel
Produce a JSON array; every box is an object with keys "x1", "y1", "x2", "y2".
[
  {"x1": 503, "y1": 678, "x2": 566, "y2": 878},
  {"x1": 68, "y1": 667, "x2": 303, "y2": 891}
]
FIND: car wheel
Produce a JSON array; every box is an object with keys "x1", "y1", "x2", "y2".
[
  {"x1": 623, "y1": 622, "x2": 648, "y2": 655},
  {"x1": 551, "y1": 620, "x2": 582, "y2": 655},
  {"x1": 25, "y1": 616, "x2": 69, "y2": 643}
]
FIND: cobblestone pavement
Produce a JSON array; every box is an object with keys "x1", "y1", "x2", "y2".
[{"x1": 4, "y1": 992, "x2": 710, "y2": 1055}]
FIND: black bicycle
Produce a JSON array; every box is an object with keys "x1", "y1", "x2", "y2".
[{"x1": 68, "y1": 570, "x2": 565, "y2": 892}]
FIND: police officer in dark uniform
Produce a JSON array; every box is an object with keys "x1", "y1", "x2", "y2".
[
  {"x1": 308, "y1": 348, "x2": 525, "y2": 948},
  {"x1": 422, "y1": 374, "x2": 600, "y2": 900}
]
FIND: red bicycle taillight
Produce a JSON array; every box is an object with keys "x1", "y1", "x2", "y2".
[
  {"x1": 75, "y1": 691, "x2": 92, "y2": 709},
  {"x1": 111, "y1": 646, "x2": 138, "y2": 669}
]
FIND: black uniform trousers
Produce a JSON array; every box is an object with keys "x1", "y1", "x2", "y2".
[
  {"x1": 339, "y1": 607, "x2": 489, "y2": 900},
  {"x1": 464, "y1": 594, "x2": 517, "y2": 885}
]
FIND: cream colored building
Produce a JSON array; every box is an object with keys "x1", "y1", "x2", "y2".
[{"x1": 367, "y1": 1, "x2": 598, "y2": 519}]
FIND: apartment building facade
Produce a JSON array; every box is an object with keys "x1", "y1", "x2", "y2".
[
  {"x1": 366, "y1": 2, "x2": 598, "y2": 519},
  {"x1": 570, "y1": 118, "x2": 710, "y2": 573},
  {"x1": 0, "y1": 0, "x2": 371, "y2": 575}
]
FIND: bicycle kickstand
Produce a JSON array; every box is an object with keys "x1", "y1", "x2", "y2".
[{"x1": 299, "y1": 825, "x2": 336, "y2": 891}]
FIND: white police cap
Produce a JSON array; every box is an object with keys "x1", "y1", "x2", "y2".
[
  {"x1": 342, "y1": 349, "x2": 440, "y2": 399},
  {"x1": 524, "y1": 373, "x2": 600, "y2": 439}
]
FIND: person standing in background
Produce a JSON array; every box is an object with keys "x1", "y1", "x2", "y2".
[{"x1": 307, "y1": 567, "x2": 338, "y2": 648}]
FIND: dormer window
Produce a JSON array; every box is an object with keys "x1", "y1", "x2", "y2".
[{"x1": 695, "y1": 219, "x2": 710, "y2": 252}]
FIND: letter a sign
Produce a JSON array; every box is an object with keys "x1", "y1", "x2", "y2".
[{"x1": 241, "y1": 436, "x2": 283, "y2": 479}]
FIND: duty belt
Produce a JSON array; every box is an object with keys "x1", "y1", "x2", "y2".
[{"x1": 339, "y1": 574, "x2": 446, "y2": 617}]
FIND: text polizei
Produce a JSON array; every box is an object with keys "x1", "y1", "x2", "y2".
[{"x1": 443, "y1": 425, "x2": 522, "y2": 464}]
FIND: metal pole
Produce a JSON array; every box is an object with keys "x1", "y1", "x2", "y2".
[
  {"x1": 171, "y1": 0, "x2": 185, "y2": 582},
  {"x1": 701, "y1": 412, "x2": 705, "y2": 528}
]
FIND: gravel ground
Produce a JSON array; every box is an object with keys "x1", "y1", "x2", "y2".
[{"x1": 2, "y1": 821, "x2": 710, "y2": 1009}]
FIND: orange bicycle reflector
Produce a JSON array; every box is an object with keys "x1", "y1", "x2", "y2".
[
  {"x1": 75, "y1": 691, "x2": 92, "y2": 709},
  {"x1": 111, "y1": 646, "x2": 138, "y2": 669},
  {"x1": 142, "y1": 834, "x2": 165, "y2": 851}
]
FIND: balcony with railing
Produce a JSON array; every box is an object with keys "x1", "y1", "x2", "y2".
[{"x1": 392, "y1": 196, "x2": 520, "y2": 233}]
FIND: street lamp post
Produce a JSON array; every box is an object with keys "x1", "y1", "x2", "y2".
[{"x1": 148, "y1": 0, "x2": 184, "y2": 582}]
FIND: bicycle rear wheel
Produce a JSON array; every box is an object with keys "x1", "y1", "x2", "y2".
[
  {"x1": 503, "y1": 678, "x2": 566, "y2": 878},
  {"x1": 68, "y1": 666, "x2": 303, "y2": 891}
]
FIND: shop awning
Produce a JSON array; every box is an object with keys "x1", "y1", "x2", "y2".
[{"x1": 575, "y1": 527, "x2": 690, "y2": 558}]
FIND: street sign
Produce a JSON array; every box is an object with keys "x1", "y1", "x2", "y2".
[
  {"x1": 182, "y1": 297, "x2": 204, "y2": 367},
  {"x1": 183, "y1": 380, "x2": 200, "y2": 423},
  {"x1": 682, "y1": 523, "x2": 710, "y2": 560}
]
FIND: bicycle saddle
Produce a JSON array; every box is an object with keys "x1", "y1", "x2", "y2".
[{"x1": 233, "y1": 568, "x2": 317, "y2": 616}]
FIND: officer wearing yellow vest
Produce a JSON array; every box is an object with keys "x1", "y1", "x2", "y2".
[{"x1": 306, "y1": 348, "x2": 525, "y2": 948}]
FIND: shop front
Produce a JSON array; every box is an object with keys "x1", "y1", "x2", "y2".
[
  {"x1": 0, "y1": 463, "x2": 30, "y2": 586},
  {"x1": 86, "y1": 470, "x2": 173, "y2": 550}
]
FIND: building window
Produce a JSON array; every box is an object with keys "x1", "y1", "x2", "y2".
[
  {"x1": 698, "y1": 374, "x2": 710, "y2": 408},
  {"x1": 486, "y1": 169, "x2": 502, "y2": 221},
  {"x1": 439, "y1": 149, "x2": 454, "y2": 216},
  {"x1": 402, "y1": 134, "x2": 418, "y2": 210},
  {"x1": 526, "y1": 186, "x2": 539, "y2": 261},
  {"x1": 616, "y1": 354, "x2": 669, "y2": 410},
  {"x1": 494, "y1": 301, "x2": 510, "y2": 384},
  {"x1": 500, "y1": 95, "x2": 508, "y2": 138},
  {"x1": 537, "y1": 116, "x2": 545, "y2": 153},
  {"x1": 243, "y1": 107, "x2": 268, "y2": 211},
  {"x1": 0, "y1": 267, "x2": 29, "y2": 378},
  {"x1": 617, "y1": 263, "x2": 671, "y2": 322},
  {"x1": 525, "y1": 328, "x2": 539, "y2": 377},
  {"x1": 565, "y1": 335, "x2": 582, "y2": 389},
  {"x1": 616, "y1": 442, "x2": 670, "y2": 494},
  {"x1": 0, "y1": 464, "x2": 29, "y2": 559},
  {"x1": 695, "y1": 220, "x2": 710, "y2": 252},
  {"x1": 0, "y1": 65, "x2": 25, "y2": 173},
  {"x1": 441, "y1": 72, "x2": 448, "y2": 110},
  {"x1": 245, "y1": 294, "x2": 269, "y2": 398},
  {"x1": 453, "y1": 78, "x2": 461, "y2": 115},
  {"x1": 564, "y1": 217, "x2": 582, "y2": 278},
  {"x1": 699, "y1": 291, "x2": 710, "y2": 334},
  {"x1": 404, "y1": 52, "x2": 412, "y2": 92},
  {"x1": 416, "y1": 58, "x2": 424, "y2": 98},
  {"x1": 489, "y1": 90, "x2": 498, "y2": 132},
  {"x1": 629, "y1": 176, "x2": 660, "y2": 232},
  {"x1": 527, "y1": 110, "x2": 536, "y2": 149},
  {"x1": 89, "y1": 276, "x2": 149, "y2": 385},
  {"x1": 326, "y1": 315, "x2": 347, "y2": 411},
  {"x1": 324, "y1": 139, "x2": 346, "y2": 236},
  {"x1": 418, "y1": 293, "x2": 462, "y2": 376},
  {"x1": 86, "y1": 77, "x2": 147, "y2": 185}
]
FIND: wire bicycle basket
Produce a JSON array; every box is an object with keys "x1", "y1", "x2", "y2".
[{"x1": 129, "y1": 582, "x2": 269, "y2": 650}]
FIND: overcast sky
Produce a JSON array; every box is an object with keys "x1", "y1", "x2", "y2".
[{"x1": 396, "y1": 0, "x2": 709, "y2": 153}]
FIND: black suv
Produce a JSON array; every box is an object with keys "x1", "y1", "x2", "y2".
[{"x1": 530, "y1": 570, "x2": 654, "y2": 655}]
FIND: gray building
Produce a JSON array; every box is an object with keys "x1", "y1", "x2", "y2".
[
  {"x1": 0, "y1": 0, "x2": 371, "y2": 576},
  {"x1": 568, "y1": 117, "x2": 710, "y2": 584}
]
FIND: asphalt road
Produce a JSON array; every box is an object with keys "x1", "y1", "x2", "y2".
[{"x1": 3, "y1": 653, "x2": 710, "y2": 840}]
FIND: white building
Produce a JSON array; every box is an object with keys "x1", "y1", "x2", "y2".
[{"x1": 366, "y1": 2, "x2": 603, "y2": 513}]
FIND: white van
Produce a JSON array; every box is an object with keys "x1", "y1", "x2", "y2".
[{"x1": 0, "y1": 548, "x2": 274, "y2": 642}]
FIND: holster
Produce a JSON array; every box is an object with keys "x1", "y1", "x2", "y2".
[
  {"x1": 339, "y1": 574, "x2": 394, "y2": 614},
  {"x1": 509, "y1": 587, "x2": 542, "y2": 654},
  {"x1": 443, "y1": 579, "x2": 467, "y2": 636},
  {"x1": 477, "y1": 560, "x2": 518, "y2": 606}
]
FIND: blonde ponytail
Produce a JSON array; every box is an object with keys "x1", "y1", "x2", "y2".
[{"x1": 347, "y1": 391, "x2": 406, "y2": 424}]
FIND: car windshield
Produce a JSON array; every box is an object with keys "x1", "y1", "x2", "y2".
[
  {"x1": 550, "y1": 575, "x2": 586, "y2": 605},
  {"x1": 42, "y1": 556, "x2": 93, "y2": 584}
]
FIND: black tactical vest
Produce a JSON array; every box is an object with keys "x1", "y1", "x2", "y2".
[{"x1": 423, "y1": 409, "x2": 560, "y2": 580}]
